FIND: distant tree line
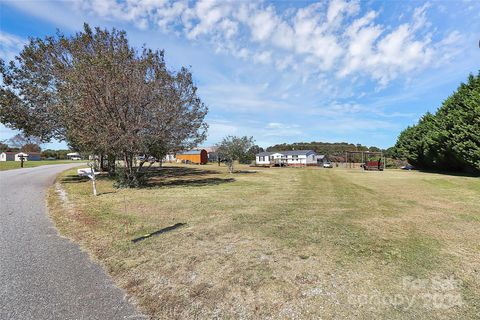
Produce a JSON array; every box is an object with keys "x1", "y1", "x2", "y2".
[
  {"x1": 0, "y1": 24, "x2": 207, "y2": 187},
  {"x1": 41, "y1": 149, "x2": 71, "y2": 159},
  {"x1": 393, "y1": 72, "x2": 479, "y2": 174}
]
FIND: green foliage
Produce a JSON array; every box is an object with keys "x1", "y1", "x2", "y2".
[
  {"x1": 1, "y1": 24, "x2": 208, "y2": 187},
  {"x1": 394, "y1": 72, "x2": 480, "y2": 173},
  {"x1": 113, "y1": 166, "x2": 147, "y2": 188},
  {"x1": 240, "y1": 144, "x2": 264, "y2": 164},
  {"x1": 0, "y1": 140, "x2": 9, "y2": 151},
  {"x1": 41, "y1": 149, "x2": 71, "y2": 160},
  {"x1": 267, "y1": 141, "x2": 383, "y2": 155},
  {"x1": 216, "y1": 136, "x2": 255, "y2": 172},
  {"x1": 21, "y1": 143, "x2": 41, "y2": 153}
]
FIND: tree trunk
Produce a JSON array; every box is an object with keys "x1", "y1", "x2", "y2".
[
  {"x1": 100, "y1": 154, "x2": 108, "y2": 172},
  {"x1": 107, "y1": 154, "x2": 116, "y2": 175},
  {"x1": 227, "y1": 161, "x2": 234, "y2": 174},
  {"x1": 89, "y1": 162, "x2": 97, "y2": 196}
]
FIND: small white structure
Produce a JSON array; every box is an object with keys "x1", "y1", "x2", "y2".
[
  {"x1": 1, "y1": 151, "x2": 41, "y2": 161},
  {"x1": 67, "y1": 152, "x2": 81, "y2": 160},
  {"x1": 256, "y1": 150, "x2": 325, "y2": 167},
  {"x1": 163, "y1": 154, "x2": 176, "y2": 162},
  {"x1": 15, "y1": 152, "x2": 29, "y2": 161},
  {"x1": 0, "y1": 152, "x2": 15, "y2": 161}
]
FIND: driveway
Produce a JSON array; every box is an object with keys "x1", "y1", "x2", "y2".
[{"x1": 0, "y1": 164, "x2": 145, "y2": 320}]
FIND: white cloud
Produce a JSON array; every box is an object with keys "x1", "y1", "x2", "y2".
[
  {"x1": 97, "y1": 1, "x2": 456, "y2": 86},
  {"x1": 0, "y1": 32, "x2": 26, "y2": 62},
  {"x1": 11, "y1": 0, "x2": 465, "y2": 88},
  {"x1": 253, "y1": 51, "x2": 272, "y2": 64}
]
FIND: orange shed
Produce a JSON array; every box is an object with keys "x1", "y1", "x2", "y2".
[{"x1": 176, "y1": 149, "x2": 208, "y2": 164}]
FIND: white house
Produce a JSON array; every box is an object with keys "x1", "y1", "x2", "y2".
[
  {"x1": 26, "y1": 152, "x2": 41, "y2": 161},
  {"x1": 15, "y1": 152, "x2": 30, "y2": 161},
  {"x1": 67, "y1": 152, "x2": 81, "y2": 160},
  {"x1": 256, "y1": 150, "x2": 325, "y2": 167},
  {"x1": 1, "y1": 152, "x2": 41, "y2": 161},
  {"x1": 0, "y1": 152, "x2": 15, "y2": 161}
]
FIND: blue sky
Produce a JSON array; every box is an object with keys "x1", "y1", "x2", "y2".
[{"x1": 1, "y1": 0, "x2": 479, "y2": 150}]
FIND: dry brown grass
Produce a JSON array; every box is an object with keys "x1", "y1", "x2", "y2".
[{"x1": 48, "y1": 164, "x2": 480, "y2": 319}]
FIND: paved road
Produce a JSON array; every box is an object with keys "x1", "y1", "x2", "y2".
[{"x1": 0, "y1": 164, "x2": 145, "y2": 320}]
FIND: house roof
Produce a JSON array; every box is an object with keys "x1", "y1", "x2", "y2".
[
  {"x1": 282, "y1": 150, "x2": 316, "y2": 156},
  {"x1": 178, "y1": 149, "x2": 205, "y2": 155},
  {"x1": 202, "y1": 146, "x2": 217, "y2": 153},
  {"x1": 257, "y1": 151, "x2": 274, "y2": 156},
  {"x1": 1, "y1": 151, "x2": 41, "y2": 155}
]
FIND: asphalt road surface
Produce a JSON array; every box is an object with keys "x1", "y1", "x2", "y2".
[{"x1": 0, "y1": 164, "x2": 145, "y2": 320}]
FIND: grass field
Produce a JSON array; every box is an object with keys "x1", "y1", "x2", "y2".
[
  {"x1": 48, "y1": 164, "x2": 480, "y2": 319},
  {"x1": 0, "y1": 160, "x2": 80, "y2": 171}
]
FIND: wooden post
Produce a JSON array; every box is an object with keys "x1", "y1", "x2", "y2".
[{"x1": 89, "y1": 161, "x2": 97, "y2": 196}]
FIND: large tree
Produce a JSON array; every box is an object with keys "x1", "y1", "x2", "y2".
[
  {"x1": 0, "y1": 140, "x2": 8, "y2": 151},
  {"x1": 393, "y1": 72, "x2": 480, "y2": 173},
  {"x1": 0, "y1": 24, "x2": 208, "y2": 186},
  {"x1": 216, "y1": 136, "x2": 254, "y2": 173},
  {"x1": 7, "y1": 134, "x2": 42, "y2": 152}
]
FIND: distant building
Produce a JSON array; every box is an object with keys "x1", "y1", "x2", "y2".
[
  {"x1": 1, "y1": 152, "x2": 41, "y2": 161},
  {"x1": 176, "y1": 149, "x2": 208, "y2": 164},
  {"x1": 0, "y1": 152, "x2": 15, "y2": 161},
  {"x1": 203, "y1": 146, "x2": 218, "y2": 162},
  {"x1": 256, "y1": 150, "x2": 325, "y2": 167},
  {"x1": 163, "y1": 154, "x2": 176, "y2": 162},
  {"x1": 15, "y1": 152, "x2": 29, "y2": 161},
  {"x1": 67, "y1": 152, "x2": 81, "y2": 160},
  {"x1": 26, "y1": 152, "x2": 41, "y2": 161}
]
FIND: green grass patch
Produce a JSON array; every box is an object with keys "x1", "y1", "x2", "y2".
[{"x1": 0, "y1": 160, "x2": 78, "y2": 171}]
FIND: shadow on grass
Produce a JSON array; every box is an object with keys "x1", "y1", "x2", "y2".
[
  {"x1": 233, "y1": 170, "x2": 257, "y2": 174},
  {"x1": 417, "y1": 169, "x2": 480, "y2": 178},
  {"x1": 140, "y1": 166, "x2": 236, "y2": 188},
  {"x1": 145, "y1": 177, "x2": 235, "y2": 188},
  {"x1": 60, "y1": 175, "x2": 86, "y2": 183},
  {"x1": 142, "y1": 166, "x2": 235, "y2": 188},
  {"x1": 60, "y1": 173, "x2": 112, "y2": 184},
  {"x1": 60, "y1": 166, "x2": 235, "y2": 188},
  {"x1": 98, "y1": 191, "x2": 117, "y2": 195},
  {"x1": 141, "y1": 166, "x2": 220, "y2": 178}
]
